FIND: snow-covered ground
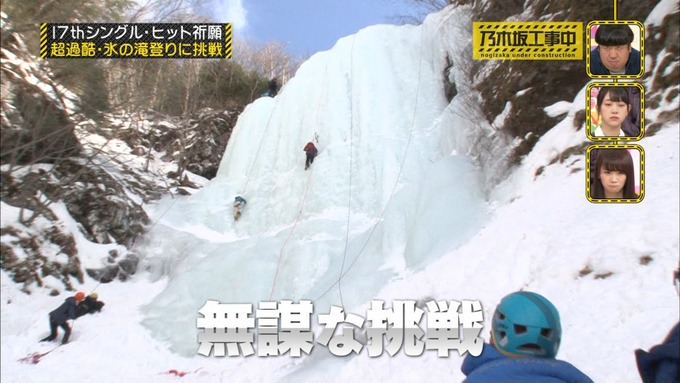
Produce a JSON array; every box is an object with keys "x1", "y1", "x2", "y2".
[{"x1": 2, "y1": 3, "x2": 678, "y2": 383}]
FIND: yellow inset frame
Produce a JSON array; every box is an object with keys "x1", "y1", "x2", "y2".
[
  {"x1": 586, "y1": 144, "x2": 645, "y2": 203},
  {"x1": 586, "y1": 20, "x2": 645, "y2": 79},
  {"x1": 585, "y1": 82, "x2": 645, "y2": 141}
]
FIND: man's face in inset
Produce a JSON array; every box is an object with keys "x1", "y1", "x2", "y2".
[{"x1": 600, "y1": 44, "x2": 631, "y2": 73}]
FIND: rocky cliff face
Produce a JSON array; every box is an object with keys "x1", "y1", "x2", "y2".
[
  {"x1": 105, "y1": 108, "x2": 239, "y2": 182},
  {"x1": 1, "y1": 14, "x2": 240, "y2": 294}
]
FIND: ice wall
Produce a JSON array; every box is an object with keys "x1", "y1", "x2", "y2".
[{"x1": 139, "y1": 7, "x2": 489, "y2": 357}]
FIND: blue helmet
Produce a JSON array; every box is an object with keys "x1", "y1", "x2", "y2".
[{"x1": 491, "y1": 291, "x2": 562, "y2": 358}]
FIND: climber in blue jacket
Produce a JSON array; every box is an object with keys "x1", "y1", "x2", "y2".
[
  {"x1": 233, "y1": 195, "x2": 247, "y2": 221},
  {"x1": 40, "y1": 291, "x2": 85, "y2": 344}
]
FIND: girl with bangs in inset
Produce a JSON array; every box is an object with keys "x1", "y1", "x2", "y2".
[
  {"x1": 591, "y1": 149, "x2": 638, "y2": 199},
  {"x1": 594, "y1": 87, "x2": 631, "y2": 137}
]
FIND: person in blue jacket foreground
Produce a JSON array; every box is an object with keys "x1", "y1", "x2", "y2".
[
  {"x1": 461, "y1": 291, "x2": 594, "y2": 383},
  {"x1": 634, "y1": 268, "x2": 680, "y2": 383}
]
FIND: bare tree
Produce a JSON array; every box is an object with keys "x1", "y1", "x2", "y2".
[
  {"x1": 234, "y1": 39, "x2": 303, "y2": 85},
  {"x1": 126, "y1": 0, "x2": 208, "y2": 22}
]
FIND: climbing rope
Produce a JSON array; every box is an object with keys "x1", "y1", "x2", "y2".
[
  {"x1": 337, "y1": 34, "x2": 359, "y2": 308},
  {"x1": 268, "y1": 167, "x2": 316, "y2": 301},
  {"x1": 18, "y1": 345, "x2": 60, "y2": 364},
  {"x1": 268, "y1": 54, "x2": 331, "y2": 301},
  {"x1": 240, "y1": 97, "x2": 279, "y2": 196},
  {"x1": 311, "y1": 55, "x2": 331, "y2": 143},
  {"x1": 315, "y1": 25, "x2": 427, "y2": 303}
]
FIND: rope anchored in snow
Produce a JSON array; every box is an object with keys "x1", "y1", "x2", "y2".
[
  {"x1": 18, "y1": 351, "x2": 52, "y2": 364},
  {"x1": 25, "y1": 317, "x2": 79, "y2": 365},
  {"x1": 160, "y1": 367, "x2": 203, "y2": 378},
  {"x1": 18, "y1": 345, "x2": 60, "y2": 364}
]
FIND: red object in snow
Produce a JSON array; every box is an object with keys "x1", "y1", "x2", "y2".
[
  {"x1": 165, "y1": 369, "x2": 188, "y2": 377},
  {"x1": 18, "y1": 351, "x2": 51, "y2": 364}
]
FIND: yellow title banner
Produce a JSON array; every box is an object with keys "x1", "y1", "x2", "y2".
[
  {"x1": 473, "y1": 22, "x2": 583, "y2": 60},
  {"x1": 40, "y1": 23, "x2": 232, "y2": 59}
]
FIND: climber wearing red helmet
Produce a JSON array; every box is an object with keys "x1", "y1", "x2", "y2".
[{"x1": 40, "y1": 291, "x2": 85, "y2": 344}]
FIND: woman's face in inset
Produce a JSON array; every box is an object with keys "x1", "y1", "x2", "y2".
[
  {"x1": 599, "y1": 167, "x2": 627, "y2": 197},
  {"x1": 599, "y1": 92, "x2": 629, "y2": 130}
]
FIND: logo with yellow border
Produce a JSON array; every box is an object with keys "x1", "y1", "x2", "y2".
[{"x1": 473, "y1": 22, "x2": 583, "y2": 60}]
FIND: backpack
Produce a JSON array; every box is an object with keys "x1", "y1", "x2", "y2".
[{"x1": 304, "y1": 142, "x2": 317, "y2": 154}]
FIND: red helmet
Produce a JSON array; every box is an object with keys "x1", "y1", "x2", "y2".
[{"x1": 75, "y1": 291, "x2": 85, "y2": 301}]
